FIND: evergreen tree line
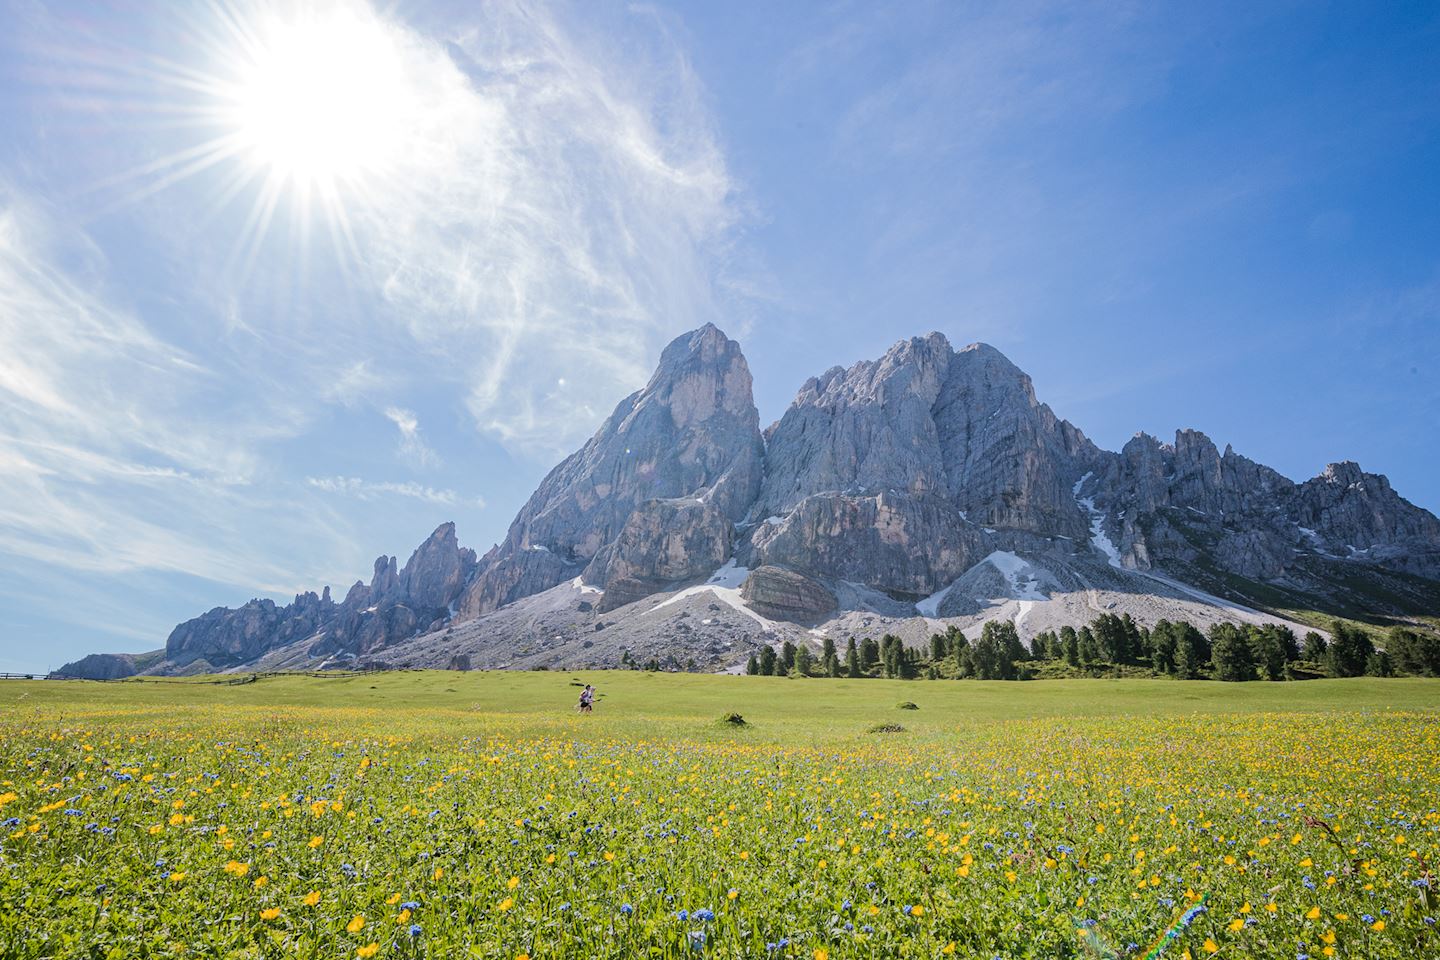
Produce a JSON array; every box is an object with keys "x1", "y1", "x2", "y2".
[{"x1": 741, "y1": 615, "x2": 1440, "y2": 681}]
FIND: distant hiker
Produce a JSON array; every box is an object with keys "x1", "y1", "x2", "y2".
[{"x1": 577, "y1": 684, "x2": 594, "y2": 714}]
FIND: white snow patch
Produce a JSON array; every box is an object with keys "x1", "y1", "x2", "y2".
[
  {"x1": 570, "y1": 576, "x2": 603, "y2": 596},
  {"x1": 527, "y1": 544, "x2": 550, "y2": 553},
  {"x1": 1014, "y1": 600, "x2": 1035, "y2": 634},
  {"x1": 982, "y1": 527, "x2": 998, "y2": 534},
  {"x1": 915, "y1": 580, "x2": 959, "y2": 618},
  {"x1": 701, "y1": 618, "x2": 714, "y2": 625},
  {"x1": 808, "y1": 628, "x2": 828, "y2": 638},
  {"x1": 763, "y1": 515, "x2": 787, "y2": 526},
  {"x1": 983, "y1": 551, "x2": 1047, "y2": 600},
  {"x1": 1074, "y1": 480, "x2": 1123, "y2": 569},
  {"x1": 1072, "y1": 471, "x2": 1094, "y2": 497},
  {"x1": 645, "y1": 560, "x2": 777, "y2": 632}
]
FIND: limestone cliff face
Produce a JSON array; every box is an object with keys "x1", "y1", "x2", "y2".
[
  {"x1": 457, "y1": 323, "x2": 764, "y2": 616},
  {"x1": 1097, "y1": 434, "x2": 1440, "y2": 582},
  {"x1": 160, "y1": 522, "x2": 477, "y2": 669},
  {"x1": 746, "y1": 333, "x2": 1098, "y2": 594},
  {"x1": 84, "y1": 323, "x2": 1440, "y2": 675}
]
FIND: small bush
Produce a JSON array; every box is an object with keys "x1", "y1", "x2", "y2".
[
  {"x1": 868, "y1": 722, "x2": 906, "y2": 734},
  {"x1": 896, "y1": 701, "x2": 919, "y2": 710},
  {"x1": 718, "y1": 712, "x2": 747, "y2": 726}
]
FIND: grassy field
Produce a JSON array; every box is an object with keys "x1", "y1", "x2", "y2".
[{"x1": 2, "y1": 672, "x2": 1438, "y2": 958}]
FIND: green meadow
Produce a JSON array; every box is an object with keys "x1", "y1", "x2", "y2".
[{"x1": 2, "y1": 673, "x2": 1437, "y2": 958}]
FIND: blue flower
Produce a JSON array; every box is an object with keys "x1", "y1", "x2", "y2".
[
  {"x1": 400, "y1": 901, "x2": 420, "y2": 910},
  {"x1": 677, "y1": 910, "x2": 689, "y2": 921},
  {"x1": 408, "y1": 924, "x2": 422, "y2": 937},
  {"x1": 694, "y1": 908, "x2": 716, "y2": 922},
  {"x1": 620, "y1": 903, "x2": 633, "y2": 915},
  {"x1": 902, "y1": 905, "x2": 913, "y2": 915}
]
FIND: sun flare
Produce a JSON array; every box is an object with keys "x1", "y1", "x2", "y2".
[{"x1": 220, "y1": 4, "x2": 407, "y2": 190}]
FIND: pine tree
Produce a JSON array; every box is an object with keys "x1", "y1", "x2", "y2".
[
  {"x1": 1387, "y1": 627, "x2": 1440, "y2": 677},
  {"x1": 860, "y1": 637, "x2": 879, "y2": 671},
  {"x1": 929, "y1": 633, "x2": 947, "y2": 663},
  {"x1": 1326, "y1": 621, "x2": 1374, "y2": 678},
  {"x1": 1061, "y1": 625, "x2": 1079, "y2": 666},
  {"x1": 881, "y1": 635, "x2": 902, "y2": 679},
  {"x1": 794, "y1": 645, "x2": 813, "y2": 677},
  {"x1": 1209, "y1": 623, "x2": 1254, "y2": 681},
  {"x1": 770, "y1": 653, "x2": 788, "y2": 677},
  {"x1": 1078, "y1": 626, "x2": 1100, "y2": 665},
  {"x1": 949, "y1": 628, "x2": 969, "y2": 677},
  {"x1": 1174, "y1": 621, "x2": 1208, "y2": 679},
  {"x1": 780, "y1": 641, "x2": 797, "y2": 672},
  {"x1": 845, "y1": 638, "x2": 862, "y2": 678},
  {"x1": 1248, "y1": 625, "x2": 1286, "y2": 681},
  {"x1": 758, "y1": 645, "x2": 777, "y2": 676},
  {"x1": 1276, "y1": 625, "x2": 1300, "y2": 662},
  {"x1": 745, "y1": 654, "x2": 759, "y2": 675},
  {"x1": 822, "y1": 635, "x2": 837, "y2": 665},
  {"x1": 826, "y1": 653, "x2": 841, "y2": 678},
  {"x1": 971, "y1": 624, "x2": 1000, "y2": 680},
  {"x1": 1302, "y1": 631, "x2": 1327, "y2": 661},
  {"x1": 1121, "y1": 613, "x2": 1142, "y2": 664},
  {"x1": 1150, "y1": 620, "x2": 1176, "y2": 673}
]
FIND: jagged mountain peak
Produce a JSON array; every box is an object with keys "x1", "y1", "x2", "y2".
[{"x1": 60, "y1": 326, "x2": 1440, "y2": 679}]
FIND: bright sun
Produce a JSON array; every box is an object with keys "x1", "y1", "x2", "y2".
[{"x1": 220, "y1": 3, "x2": 407, "y2": 191}]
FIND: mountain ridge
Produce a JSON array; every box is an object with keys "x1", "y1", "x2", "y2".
[{"x1": 56, "y1": 325, "x2": 1440, "y2": 678}]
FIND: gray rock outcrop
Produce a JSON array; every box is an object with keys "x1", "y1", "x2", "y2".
[
  {"x1": 740, "y1": 566, "x2": 836, "y2": 621},
  {"x1": 458, "y1": 323, "x2": 764, "y2": 616}
]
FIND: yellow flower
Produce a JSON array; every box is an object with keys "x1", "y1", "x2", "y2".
[
  {"x1": 1203, "y1": 940, "x2": 1219, "y2": 954},
  {"x1": 814, "y1": 950, "x2": 828, "y2": 960},
  {"x1": 911, "y1": 904, "x2": 924, "y2": 916},
  {"x1": 1306, "y1": 907, "x2": 1322, "y2": 920},
  {"x1": 499, "y1": 897, "x2": 514, "y2": 912},
  {"x1": 942, "y1": 945, "x2": 956, "y2": 955},
  {"x1": 738, "y1": 851, "x2": 749, "y2": 861},
  {"x1": 1371, "y1": 919, "x2": 1385, "y2": 931},
  {"x1": 1228, "y1": 918, "x2": 1244, "y2": 932},
  {"x1": 386, "y1": 893, "x2": 402, "y2": 906},
  {"x1": 253, "y1": 875, "x2": 268, "y2": 888},
  {"x1": 433, "y1": 867, "x2": 443, "y2": 881},
  {"x1": 516, "y1": 954, "x2": 530, "y2": 960},
  {"x1": 507, "y1": 875, "x2": 520, "y2": 890},
  {"x1": 303, "y1": 890, "x2": 321, "y2": 907},
  {"x1": 167, "y1": 872, "x2": 186, "y2": 883},
  {"x1": 356, "y1": 945, "x2": 379, "y2": 959},
  {"x1": 224, "y1": 860, "x2": 250, "y2": 877},
  {"x1": 396, "y1": 909, "x2": 411, "y2": 925},
  {"x1": 260, "y1": 908, "x2": 280, "y2": 921},
  {"x1": 603, "y1": 851, "x2": 615, "y2": 862},
  {"x1": 308, "y1": 835, "x2": 324, "y2": 848},
  {"x1": 1320, "y1": 930, "x2": 1336, "y2": 945},
  {"x1": 346, "y1": 915, "x2": 365, "y2": 934}
]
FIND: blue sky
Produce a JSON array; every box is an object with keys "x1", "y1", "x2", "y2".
[{"x1": 0, "y1": 0, "x2": 1436, "y2": 674}]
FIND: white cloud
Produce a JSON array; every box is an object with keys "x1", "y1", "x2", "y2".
[
  {"x1": 306, "y1": 475, "x2": 482, "y2": 508},
  {"x1": 0, "y1": 184, "x2": 352, "y2": 592},
  {"x1": 383, "y1": 406, "x2": 440, "y2": 468}
]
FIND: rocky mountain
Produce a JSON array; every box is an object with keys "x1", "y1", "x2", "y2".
[{"x1": 56, "y1": 326, "x2": 1440, "y2": 678}]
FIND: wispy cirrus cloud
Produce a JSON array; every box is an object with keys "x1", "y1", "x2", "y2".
[{"x1": 306, "y1": 475, "x2": 482, "y2": 508}]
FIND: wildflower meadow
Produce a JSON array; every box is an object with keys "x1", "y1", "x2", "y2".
[{"x1": 1, "y1": 672, "x2": 1436, "y2": 958}]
